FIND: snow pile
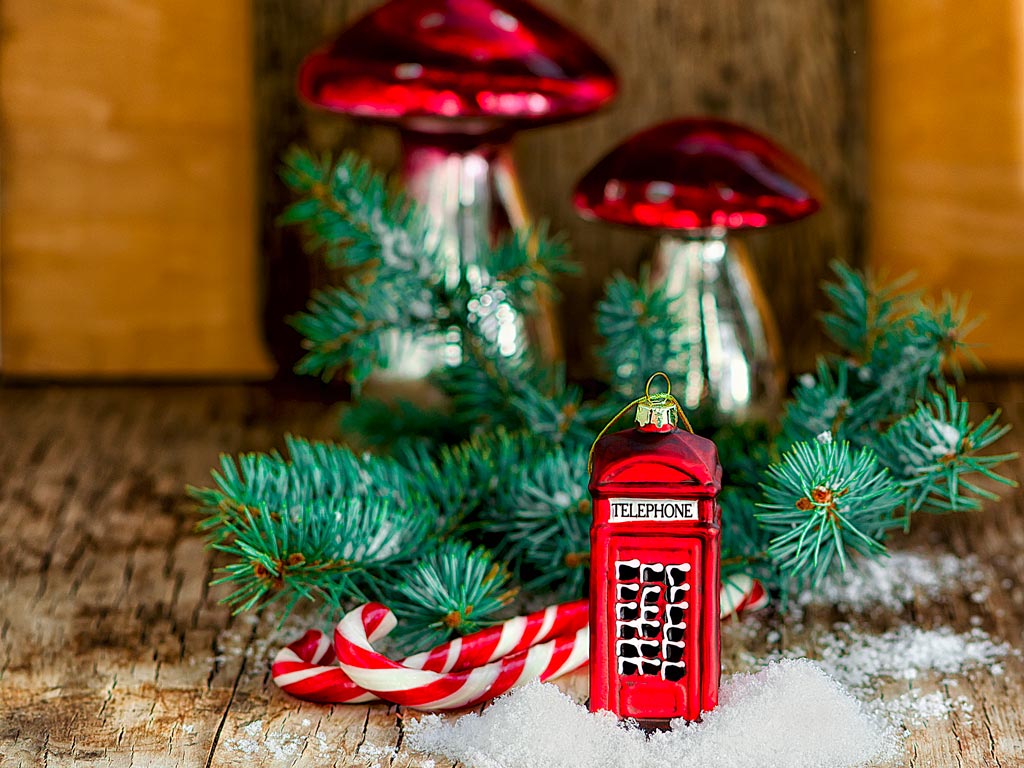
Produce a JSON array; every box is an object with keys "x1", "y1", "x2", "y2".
[
  {"x1": 811, "y1": 624, "x2": 1011, "y2": 690},
  {"x1": 750, "y1": 623, "x2": 1013, "y2": 728},
  {"x1": 407, "y1": 660, "x2": 897, "y2": 768},
  {"x1": 795, "y1": 551, "x2": 987, "y2": 613},
  {"x1": 873, "y1": 689, "x2": 975, "y2": 728}
]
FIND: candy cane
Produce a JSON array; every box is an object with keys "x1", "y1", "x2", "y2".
[
  {"x1": 272, "y1": 599, "x2": 589, "y2": 706},
  {"x1": 333, "y1": 602, "x2": 589, "y2": 710},
  {"x1": 721, "y1": 574, "x2": 769, "y2": 617},
  {"x1": 272, "y1": 579, "x2": 767, "y2": 709}
]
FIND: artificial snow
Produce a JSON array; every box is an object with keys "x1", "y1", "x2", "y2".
[
  {"x1": 223, "y1": 717, "x2": 341, "y2": 762},
  {"x1": 795, "y1": 550, "x2": 987, "y2": 613},
  {"x1": 810, "y1": 624, "x2": 1012, "y2": 690},
  {"x1": 748, "y1": 622, "x2": 1013, "y2": 730},
  {"x1": 406, "y1": 661, "x2": 898, "y2": 768},
  {"x1": 224, "y1": 720, "x2": 304, "y2": 760}
]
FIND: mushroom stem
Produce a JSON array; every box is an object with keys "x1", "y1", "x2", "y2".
[
  {"x1": 399, "y1": 132, "x2": 562, "y2": 369},
  {"x1": 647, "y1": 233, "x2": 783, "y2": 420},
  {"x1": 402, "y1": 134, "x2": 527, "y2": 292}
]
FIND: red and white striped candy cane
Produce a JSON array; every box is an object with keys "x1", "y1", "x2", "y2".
[
  {"x1": 272, "y1": 598, "x2": 589, "y2": 707},
  {"x1": 272, "y1": 578, "x2": 767, "y2": 709},
  {"x1": 334, "y1": 601, "x2": 589, "y2": 710},
  {"x1": 721, "y1": 574, "x2": 769, "y2": 616}
]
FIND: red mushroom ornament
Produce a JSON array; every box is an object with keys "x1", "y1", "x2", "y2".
[
  {"x1": 574, "y1": 118, "x2": 822, "y2": 419},
  {"x1": 300, "y1": 0, "x2": 617, "y2": 380}
]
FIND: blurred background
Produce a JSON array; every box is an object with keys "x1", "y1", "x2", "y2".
[{"x1": 1, "y1": 0, "x2": 1021, "y2": 381}]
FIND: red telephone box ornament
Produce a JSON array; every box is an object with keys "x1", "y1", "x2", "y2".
[{"x1": 588, "y1": 373, "x2": 723, "y2": 729}]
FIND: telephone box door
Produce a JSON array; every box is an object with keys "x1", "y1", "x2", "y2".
[{"x1": 608, "y1": 535, "x2": 702, "y2": 720}]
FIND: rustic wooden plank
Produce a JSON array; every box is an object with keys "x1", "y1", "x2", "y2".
[
  {"x1": 0, "y1": 380, "x2": 1020, "y2": 766},
  {"x1": 0, "y1": 1, "x2": 272, "y2": 376},
  {"x1": 254, "y1": 0, "x2": 867, "y2": 378},
  {"x1": 868, "y1": 0, "x2": 1024, "y2": 368}
]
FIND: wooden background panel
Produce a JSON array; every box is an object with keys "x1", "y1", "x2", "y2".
[
  {"x1": 869, "y1": 0, "x2": 1024, "y2": 368},
  {"x1": 0, "y1": 0, "x2": 272, "y2": 377},
  {"x1": 257, "y1": 0, "x2": 867, "y2": 379}
]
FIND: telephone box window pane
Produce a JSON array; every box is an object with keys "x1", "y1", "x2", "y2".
[
  {"x1": 663, "y1": 662, "x2": 686, "y2": 682},
  {"x1": 640, "y1": 621, "x2": 660, "y2": 639},
  {"x1": 663, "y1": 642, "x2": 685, "y2": 662},
  {"x1": 616, "y1": 561, "x2": 640, "y2": 580},
  {"x1": 617, "y1": 640, "x2": 641, "y2": 658},
  {"x1": 667, "y1": 564, "x2": 691, "y2": 585},
  {"x1": 639, "y1": 641, "x2": 659, "y2": 657},
  {"x1": 619, "y1": 660, "x2": 640, "y2": 676},
  {"x1": 617, "y1": 602, "x2": 639, "y2": 621},
  {"x1": 641, "y1": 660, "x2": 661, "y2": 675},
  {"x1": 667, "y1": 605, "x2": 686, "y2": 624},
  {"x1": 641, "y1": 564, "x2": 665, "y2": 582}
]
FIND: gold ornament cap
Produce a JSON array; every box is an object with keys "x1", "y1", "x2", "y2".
[
  {"x1": 588, "y1": 371, "x2": 693, "y2": 473},
  {"x1": 635, "y1": 372, "x2": 678, "y2": 428}
]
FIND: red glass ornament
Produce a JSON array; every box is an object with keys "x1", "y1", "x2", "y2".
[
  {"x1": 573, "y1": 118, "x2": 821, "y2": 231},
  {"x1": 298, "y1": 0, "x2": 617, "y2": 134},
  {"x1": 588, "y1": 378, "x2": 722, "y2": 728}
]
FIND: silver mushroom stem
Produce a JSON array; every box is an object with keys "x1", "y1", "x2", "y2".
[
  {"x1": 648, "y1": 231, "x2": 783, "y2": 420},
  {"x1": 369, "y1": 135, "x2": 561, "y2": 390}
]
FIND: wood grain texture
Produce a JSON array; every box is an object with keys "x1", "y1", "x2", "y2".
[
  {"x1": 255, "y1": 0, "x2": 867, "y2": 379},
  {"x1": 0, "y1": 0, "x2": 273, "y2": 377},
  {"x1": 0, "y1": 380, "x2": 1022, "y2": 766},
  {"x1": 868, "y1": 0, "x2": 1024, "y2": 368}
]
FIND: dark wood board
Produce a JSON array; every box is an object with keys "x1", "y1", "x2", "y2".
[{"x1": 0, "y1": 379, "x2": 1021, "y2": 766}]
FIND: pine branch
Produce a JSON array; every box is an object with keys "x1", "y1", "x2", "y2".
[
  {"x1": 190, "y1": 435, "x2": 415, "y2": 529},
  {"x1": 384, "y1": 540, "x2": 517, "y2": 652},
  {"x1": 487, "y1": 442, "x2": 592, "y2": 598},
  {"x1": 756, "y1": 437, "x2": 906, "y2": 585},
  {"x1": 208, "y1": 494, "x2": 430, "y2": 617},
  {"x1": 279, "y1": 146, "x2": 436, "y2": 275},
  {"x1": 280, "y1": 147, "x2": 445, "y2": 385},
  {"x1": 876, "y1": 386, "x2": 1016, "y2": 515},
  {"x1": 289, "y1": 280, "x2": 435, "y2": 384},
  {"x1": 394, "y1": 440, "x2": 486, "y2": 534},
  {"x1": 820, "y1": 260, "x2": 914, "y2": 360},
  {"x1": 435, "y1": 358, "x2": 600, "y2": 447},
  {"x1": 781, "y1": 360, "x2": 854, "y2": 446},
  {"x1": 281, "y1": 147, "x2": 577, "y2": 402},
  {"x1": 595, "y1": 268, "x2": 688, "y2": 395},
  {"x1": 785, "y1": 264, "x2": 983, "y2": 446},
  {"x1": 190, "y1": 437, "x2": 436, "y2": 619},
  {"x1": 338, "y1": 397, "x2": 469, "y2": 451},
  {"x1": 476, "y1": 223, "x2": 578, "y2": 301},
  {"x1": 196, "y1": 143, "x2": 1018, "y2": 637}
]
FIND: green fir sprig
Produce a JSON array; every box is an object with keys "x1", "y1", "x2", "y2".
[
  {"x1": 756, "y1": 438, "x2": 905, "y2": 585},
  {"x1": 877, "y1": 386, "x2": 1016, "y2": 515},
  {"x1": 280, "y1": 147, "x2": 575, "y2": 392},
  {"x1": 385, "y1": 540, "x2": 517, "y2": 652},
  {"x1": 596, "y1": 267, "x2": 687, "y2": 395},
  {"x1": 190, "y1": 149, "x2": 1015, "y2": 653}
]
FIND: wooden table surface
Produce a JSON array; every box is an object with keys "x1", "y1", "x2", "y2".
[{"x1": 1, "y1": 381, "x2": 1022, "y2": 767}]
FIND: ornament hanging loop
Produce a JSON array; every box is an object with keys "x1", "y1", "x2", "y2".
[
  {"x1": 588, "y1": 372, "x2": 694, "y2": 473},
  {"x1": 645, "y1": 371, "x2": 672, "y2": 400}
]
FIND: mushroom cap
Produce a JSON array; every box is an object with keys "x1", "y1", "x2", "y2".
[
  {"x1": 573, "y1": 118, "x2": 822, "y2": 231},
  {"x1": 298, "y1": 0, "x2": 617, "y2": 133}
]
